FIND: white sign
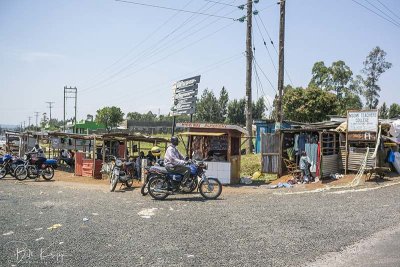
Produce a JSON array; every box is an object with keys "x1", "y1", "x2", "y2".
[{"x1": 347, "y1": 110, "x2": 378, "y2": 132}]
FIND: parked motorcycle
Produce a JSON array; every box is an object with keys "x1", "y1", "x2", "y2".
[
  {"x1": 0, "y1": 154, "x2": 24, "y2": 179},
  {"x1": 14, "y1": 153, "x2": 57, "y2": 181},
  {"x1": 109, "y1": 159, "x2": 134, "y2": 192},
  {"x1": 147, "y1": 160, "x2": 222, "y2": 200}
]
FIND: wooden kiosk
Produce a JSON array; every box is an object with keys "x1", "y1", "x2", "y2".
[{"x1": 176, "y1": 123, "x2": 248, "y2": 184}]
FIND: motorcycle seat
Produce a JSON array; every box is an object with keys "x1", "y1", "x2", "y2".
[{"x1": 150, "y1": 166, "x2": 168, "y2": 174}]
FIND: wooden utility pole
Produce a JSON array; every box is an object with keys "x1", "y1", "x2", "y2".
[
  {"x1": 46, "y1": 101, "x2": 55, "y2": 124},
  {"x1": 277, "y1": 0, "x2": 286, "y2": 125},
  {"x1": 63, "y1": 86, "x2": 78, "y2": 132},
  {"x1": 245, "y1": 0, "x2": 253, "y2": 154}
]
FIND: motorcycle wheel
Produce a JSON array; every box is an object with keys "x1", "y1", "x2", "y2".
[
  {"x1": 140, "y1": 182, "x2": 148, "y2": 196},
  {"x1": 147, "y1": 176, "x2": 169, "y2": 200},
  {"x1": 199, "y1": 178, "x2": 222, "y2": 200},
  {"x1": 27, "y1": 166, "x2": 38, "y2": 179},
  {"x1": 141, "y1": 174, "x2": 156, "y2": 196},
  {"x1": 0, "y1": 164, "x2": 6, "y2": 179},
  {"x1": 181, "y1": 178, "x2": 198, "y2": 193},
  {"x1": 110, "y1": 176, "x2": 118, "y2": 192},
  {"x1": 42, "y1": 166, "x2": 54, "y2": 180},
  {"x1": 14, "y1": 166, "x2": 28, "y2": 181}
]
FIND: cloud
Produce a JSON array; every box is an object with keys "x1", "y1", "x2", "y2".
[{"x1": 20, "y1": 51, "x2": 65, "y2": 62}]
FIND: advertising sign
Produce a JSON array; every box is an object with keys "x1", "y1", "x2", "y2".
[{"x1": 347, "y1": 110, "x2": 378, "y2": 132}]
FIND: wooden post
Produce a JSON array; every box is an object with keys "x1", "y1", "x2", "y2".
[
  {"x1": 278, "y1": 131, "x2": 284, "y2": 177},
  {"x1": 141, "y1": 159, "x2": 147, "y2": 184},
  {"x1": 92, "y1": 136, "x2": 96, "y2": 177},
  {"x1": 102, "y1": 139, "x2": 106, "y2": 163}
]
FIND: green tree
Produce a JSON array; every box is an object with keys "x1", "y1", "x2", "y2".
[
  {"x1": 252, "y1": 97, "x2": 266, "y2": 120},
  {"x1": 283, "y1": 86, "x2": 338, "y2": 123},
  {"x1": 126, "y1": 112, "x2": 143, "y2": 121},
  {"x1": 195, "y1": 89, "x2": 221, "y2": 123},
  {"x1": 388, "y1": 103, "x2": 400, "y2": 119},
  {"x1": 379, "y1": 102, "x2": 389, "y2": 119},
  {"x1": 142, "y1": 111, "x2": 157, "y2": 122},
  {"x1": 362, "y1": 46, "x2": 392, "y2": 109},
  {"x1": 309, "y1": 61, "x2": 331, "y2": 90},
  {"x1": 95, "y1": 106, "x2": 124, "y2": 132},
  {"x1": 227, "y1": 98, "x2": 246, "y2": 125},
  {"x1": 219, "y1": 86, "x2": 229, "y2": 120}
]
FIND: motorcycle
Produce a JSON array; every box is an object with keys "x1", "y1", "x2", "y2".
[
  {"x1": 109, "y1": 159, "x2": 134, "y2": 192},
  {"x1": 0, "y1": 154, "x2": 24, "y2": 179},
  {"x1": 141, "y1": 159, "x2": 198, "y2": 196},
  {"x1": 147, "y1": 160, "x2": 222, "y2": 200},
  {"x1": 14, "y1": 153, "x2": 57, "y2": 181}
]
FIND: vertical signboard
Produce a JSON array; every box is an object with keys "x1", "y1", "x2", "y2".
[{"x1": 171, "y1": 75, "x2": 201, "y2": 116}]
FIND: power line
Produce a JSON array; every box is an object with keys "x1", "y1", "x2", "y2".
[
  {"x1": 108, "y1": 53, "x2": 245, "y2": 107},
  {"x1": 350, "y1": 0, "x2": 400, "y2": 28},
  {"x1": 80, "y1": 0, "x2": 197, "y2": 87},
  {"x1": 376, "y1": 0, "x2": 400, "y2": 21},
  {"x1": 364, "y1": 0, "x2": 400, "y2": 25},
  {"x1": 254, "y1": 15, "x2": 278, "y2": 75},
  {"x1": 256, "y1": 13, "x2": 294, "y2": 85},
  {"x1": 81, "y1": 19, "x2": 237, "y2": 95},
  {"x1": 253, "y1": 56, "x2": 277, "y2": 94},
  {"x1": 204, "y1": 0, "x2": 243, "y2": 8},
  {"x1": 114, "y1": 0, "x2": 239, "y2": 21},
  {"x1": 81, "y1": 1, "x2": 234, "y2": 94}
]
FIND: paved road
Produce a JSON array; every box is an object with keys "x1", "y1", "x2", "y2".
[{"x1": 1, "y1": 178, "x2": 400, "y2": 267}]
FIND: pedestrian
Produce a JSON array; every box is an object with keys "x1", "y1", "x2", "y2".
[{"x1": 299, "y1": 151, "x2": 311, "y2": 183}]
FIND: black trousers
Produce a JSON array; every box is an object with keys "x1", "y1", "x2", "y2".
[{"x1": 166, "y1": 165, "x2": 190, "y2": 181}]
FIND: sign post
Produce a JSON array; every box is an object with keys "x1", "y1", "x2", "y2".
[
  {"x1": 345, "y1": 110, "x2": 378, "y2": 174},
  {"x1": 171, "y1": 75, "x2": 201, "y2": 136}
]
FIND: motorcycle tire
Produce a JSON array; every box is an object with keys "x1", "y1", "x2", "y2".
[
  {"x1": 42, "y1": 166, "x2": 54, "y2": 180},
  {"x1": 27, "y1": 166, "x2": 38, "y2": 179},
  {"x1": 147, "y1": 176, "x2": 169, "y2": 200},
  {"x1": 140, "y1": 182, "x2": 148, "y2": 196},
  {"x1": 0, "y1": 164, "x2": 6, "y2": 179},
  {"x1": 110, "y1": 176, "x2": 118, "y2": 192},
  {"x1": 14, "y1": 166, "x2": 28, "y2": 181},
  {"x1": 199, "y1": 178, "x2": 222, "y2": 200},
  {"x1": 141, "y1": 174, "x2": 156, "y2": 196}
]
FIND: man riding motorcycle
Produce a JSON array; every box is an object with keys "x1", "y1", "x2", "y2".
[
  {"x1": 164, "y1": 136, "x2": 190, "y2": 188},
  {"x1": 30, "y1": 143, "x2": 46, "y2": 171}
]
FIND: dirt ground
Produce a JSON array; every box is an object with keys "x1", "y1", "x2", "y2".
[{"x1": 32, "y1": 169, "x2": 400, "y2": 195}]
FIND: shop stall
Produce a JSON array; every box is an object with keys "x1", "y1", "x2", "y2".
[
  {"x1": 176, "y1": 123, "x2": 248, "y2": 184},
  {"x1": 261, "y1": 121, "x2": 342, "y2": 178}
]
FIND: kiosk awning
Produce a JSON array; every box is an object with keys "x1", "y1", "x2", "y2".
[{"x1": 179, "y1": 132, "x2": 226, "y2": 137}]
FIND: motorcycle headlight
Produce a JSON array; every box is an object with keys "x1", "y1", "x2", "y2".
[
  {"x1": 24, "y1": 155, "x2": 28, "y2": 161},
  {"x1": 115, "y1": 159, "x2": 122, "y2": 167}
]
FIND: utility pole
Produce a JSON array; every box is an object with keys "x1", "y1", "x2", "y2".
[
  {"x1": 34, "y1": 112, "x2": 39, "y2": 127},
  {"x1": 277, "y1": 0, "x2": 286, "y2": 125},
  {"x1": 245, "y1": 0, "x2": 253, "y2": 154},
  {"x1": 64, "y1": 86, "x2": 78, "y2": 132},
  {"x1": 46, "y1": 101, "x2": 55, "y2": 125},
  {"x1": 28, "y1": 116, "x2": 32, "y2": 129}
]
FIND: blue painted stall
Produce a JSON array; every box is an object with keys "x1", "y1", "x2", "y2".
[{"x1": 254, "y1": 120, "x2": 291, "y2": 153}]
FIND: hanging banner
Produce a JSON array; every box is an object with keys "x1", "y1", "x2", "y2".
[{"x1": 347, "y1": 110, "x2": 378, "y2": 132}]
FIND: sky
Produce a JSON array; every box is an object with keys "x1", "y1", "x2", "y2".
[{"x1": 0, "y1": 0, "x2": 399, "y2": 125}]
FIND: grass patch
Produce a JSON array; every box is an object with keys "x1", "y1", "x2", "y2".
[{"x1": 241, "y1": 153, "x2": 277, "y2": 183}]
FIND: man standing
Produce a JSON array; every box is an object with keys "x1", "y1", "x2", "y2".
[{"x1": 164, "y1": 136, "x2": 190, "y2": 185}]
